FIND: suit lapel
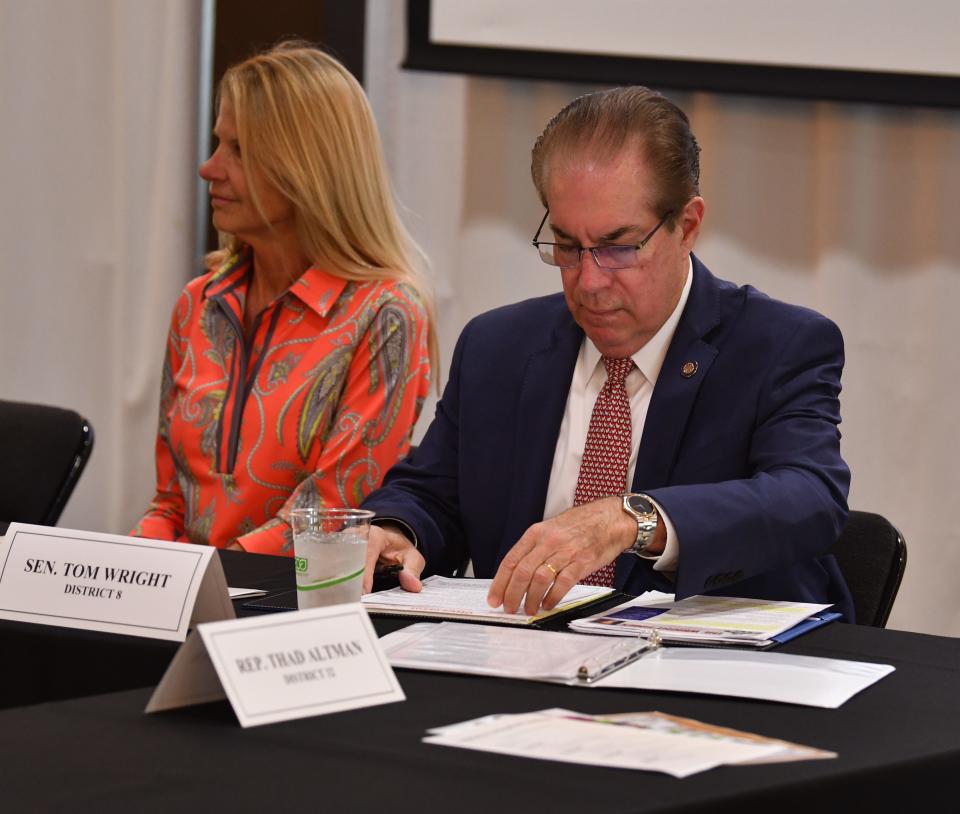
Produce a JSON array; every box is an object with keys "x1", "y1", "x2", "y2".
[
  {"x1": 499, "y1": 309, "x2": 583, "y2": 561},
  {"x1": 632, "y1": 256, "x2": 721, "y2": 491},
  {"x1": 617, "y1": 257, "x2": 722, "y2": 588},
  {"x1": 631, "y1": 343, "x2": 717, "y2": 491}
]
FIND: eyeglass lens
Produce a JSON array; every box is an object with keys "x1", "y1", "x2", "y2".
[{"x1": 539, "y1": 244, "x2": 639, "y2": 269}]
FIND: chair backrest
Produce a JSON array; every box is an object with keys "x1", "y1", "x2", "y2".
[
  {"x1": 831, "y1": 510, "x2": 907, "y2": 627},
  {"x1": 0, "y1": 400, "x2": 95, "y2": 535}
]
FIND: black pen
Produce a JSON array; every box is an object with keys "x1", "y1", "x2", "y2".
[{"x1": 372, "y1": 563, "x2": 404, "y2": 590}]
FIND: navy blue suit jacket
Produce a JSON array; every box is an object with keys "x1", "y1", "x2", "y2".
[{"x1": 363, "y1": 257, "x2": 855, "y2": 621}]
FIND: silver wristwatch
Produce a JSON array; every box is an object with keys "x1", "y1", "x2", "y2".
[{"x1": 621, "y1": 493, "x2": 658, "y2": 556}]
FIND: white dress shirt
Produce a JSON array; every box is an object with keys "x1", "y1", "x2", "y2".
[{"x1": 542, "y1": 260, "x2": 694, "y2": 573}]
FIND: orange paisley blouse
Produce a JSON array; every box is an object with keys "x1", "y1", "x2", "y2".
[{"x1": 133, "y1": 251, "x2": 430, "y2": 555}]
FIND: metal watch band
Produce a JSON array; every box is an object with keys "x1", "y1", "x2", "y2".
[{"x1": 621, "y1": 492, "x2": 658, "y2": 556}]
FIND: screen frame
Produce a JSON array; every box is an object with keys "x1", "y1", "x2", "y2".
[{"x1": 404, "y1": 0, "x2": 960, "y2": 109}]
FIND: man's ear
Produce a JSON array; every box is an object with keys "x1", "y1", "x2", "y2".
[{"x1": 679, "y1": 196, "x2": 705, "y2": 251}]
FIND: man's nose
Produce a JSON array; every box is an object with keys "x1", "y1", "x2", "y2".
[{"x1": 577, "y1": 250, "x2": 611, "y2": 290}]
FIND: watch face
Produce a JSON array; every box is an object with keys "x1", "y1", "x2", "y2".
[{"x1": 627, "y1": 495, "x2": 654, "y2": 515}]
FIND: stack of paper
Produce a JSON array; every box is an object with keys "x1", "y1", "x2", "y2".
[
  {"x1": 380, "y1": 621, "x2": 895, "y2": 707},
  {"x1": 362, "y1": 575, "x2": 613, "y2": 625},
  {"x1": 383, "y1": 621, "x2": 652, "y2": 683},
  {"x1": 569, "y1": 594, "x2": 839, "y2": 647},
  {"x1": 425, "y1": 708, "x2": 835, "y2": 778}
]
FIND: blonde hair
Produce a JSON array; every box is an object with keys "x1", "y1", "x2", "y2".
[{"x1": 208, "y1": 41, "x2": 438, "y2": 380}]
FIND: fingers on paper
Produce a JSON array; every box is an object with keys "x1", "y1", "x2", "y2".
[
  {"x1": 487, "y1": 531, "x2": 537, "y2": 609},
  {"x1": 491, "y1": 521, "x2": 584, "y2": 614},
  {"x1": 398, "y1": 566, "x2": 423, "y2": 593}
]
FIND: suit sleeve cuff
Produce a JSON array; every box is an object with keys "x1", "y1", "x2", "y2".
[
  {"x1": 648, "y1": 498, "x2": 679, "y2": 573},
  {"x1": 371, "y1": 516, "x2": 420, "y2": 550}
]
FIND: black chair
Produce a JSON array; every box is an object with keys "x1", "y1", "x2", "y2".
[
  {"x1": 0, "y1": 400, "x2": 95, "y2": 535},
  {"x1": 831, "y1": 510, "x2": 907, "y2": 628}
]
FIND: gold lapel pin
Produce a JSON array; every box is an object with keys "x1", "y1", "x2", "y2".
[{"x1": 681, "y1": 361, "x2": 698, "y2": 378}]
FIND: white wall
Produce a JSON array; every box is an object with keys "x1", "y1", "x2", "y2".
[
  {"x1": 365, "y1": 2, "x2": 960, "y2": 636},
  {"x1": 0, "y1": 0, "x2": 200, "y2": 534}
]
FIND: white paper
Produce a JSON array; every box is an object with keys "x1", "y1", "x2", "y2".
[
  {"x1": 148, "y1": 603, "x2": 405, "y2": 727},
  {"x1": 382, "y1": 621, "x2": 893, "y2": 708},
  {"x1": 0, "y1": 523, "x2": 233, "y2": 640},
  {"x1": 593, "y1": 647, "x2": 895, "y2": 708},
  {"x1": 363, "y1": 575, "x2": 612, "y2": 624},
  {"x1": 423, "y1": 708, "x2": 783, "y2": 778}
]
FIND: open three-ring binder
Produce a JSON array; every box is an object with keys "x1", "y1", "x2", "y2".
[
  {"x1": 380, "y1": 621, "x2": 896, "y2": 708},
  {"x1": 381, "y1": 621, "x2": 660, "y2": 685}
]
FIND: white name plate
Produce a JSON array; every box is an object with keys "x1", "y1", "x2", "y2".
[
  {"x1": 147, "y1": 604, "x2": 405, "y2": 728},
  {"x1": 0, "y1": 523, "x2": 234, "y2": 640}
]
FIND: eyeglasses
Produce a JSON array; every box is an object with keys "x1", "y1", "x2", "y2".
[{"x1": 531, "y1": 209, "x2": 672, "y2": 269}]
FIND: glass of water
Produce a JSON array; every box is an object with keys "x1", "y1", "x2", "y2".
[{"x1": 289, "y1": 508, "x2": 375, "y2": 609}]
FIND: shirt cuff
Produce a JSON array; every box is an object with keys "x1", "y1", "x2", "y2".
[{"x1": 234, "y1": 518, "x2": 293, "y2": 556}]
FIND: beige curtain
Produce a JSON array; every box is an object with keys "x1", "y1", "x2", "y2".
[
  {"x1": 366, "y1": 3, "x2": 960, "y2": 636},
  {"x1": 0, "y1": 0, "x2": 200, "y2": 533}
]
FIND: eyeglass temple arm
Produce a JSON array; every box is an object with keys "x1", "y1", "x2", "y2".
[{"x1": 531, "y1": 209, "x2": 551, "y2": 245}]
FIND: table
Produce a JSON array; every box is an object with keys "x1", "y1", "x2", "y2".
[
  {"x1": 0, "y1": 549, "x2": 293, "y2": 708},
  {"x1": 1, "y1": 551, "x2": 959, "y2": 812}
]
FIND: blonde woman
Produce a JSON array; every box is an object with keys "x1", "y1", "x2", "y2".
[{"x1": 134, "y1": 42, "x2": 436, "y2": 555}]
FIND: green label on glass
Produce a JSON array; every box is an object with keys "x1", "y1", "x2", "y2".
[{"x1": 294, "y1": 556, "x2": 308, "y2": 573}]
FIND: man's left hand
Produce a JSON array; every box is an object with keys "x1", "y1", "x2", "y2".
[{"x1": 487, "y1": 496, "x2": 665, "y2": 615}]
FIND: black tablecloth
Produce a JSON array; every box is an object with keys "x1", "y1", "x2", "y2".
[
  {"x1": 2, "y1": 550, "x2": 959, "y2": 812},
  {"x1": 0, "y1": 549, "x2": 293, "y2": 708},
  {"x1": 1, "y1": 622, "x2": 959, "y2": 813}
]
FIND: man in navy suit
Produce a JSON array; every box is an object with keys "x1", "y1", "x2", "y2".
[{"x1": 360, "y1": 86, "x2": 854, "y2": 621}]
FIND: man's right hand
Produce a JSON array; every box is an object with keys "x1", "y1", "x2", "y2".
[{"x1": 362, "y1": 524, "x2": 425, "y2": 594}]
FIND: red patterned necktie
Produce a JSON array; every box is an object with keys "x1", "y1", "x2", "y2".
[{"x1": 576, "y1": 356, "x2": 634, "y2": 587}]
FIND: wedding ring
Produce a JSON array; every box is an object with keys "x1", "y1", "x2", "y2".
[{"x1": 544, "y1": 562, "x2": 558, "y2": 577}]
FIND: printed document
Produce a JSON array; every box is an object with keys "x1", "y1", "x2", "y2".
[
  {"x1": 362, "y1": 575, "x2": 613, "y2": 625},
  {"x1": 424, "y1": 708, "x2": 834, "y2": 778},
  {"x1": 570, "y1": 594, "x2": 832, "y2": 645}
]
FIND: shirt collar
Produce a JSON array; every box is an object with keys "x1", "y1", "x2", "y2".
[
  {"x1": 202, "y1": 251, "x2": 250, "y2": 300},
  {"x1": 202, "y1": 250, "x2": 349, "y2": 318},
  {"x1": 583, "y1": 256, "x2": 694, "y2": 386},
  {"x1": 288, "y1": 267, "x2": 350, "y2": 318}
]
